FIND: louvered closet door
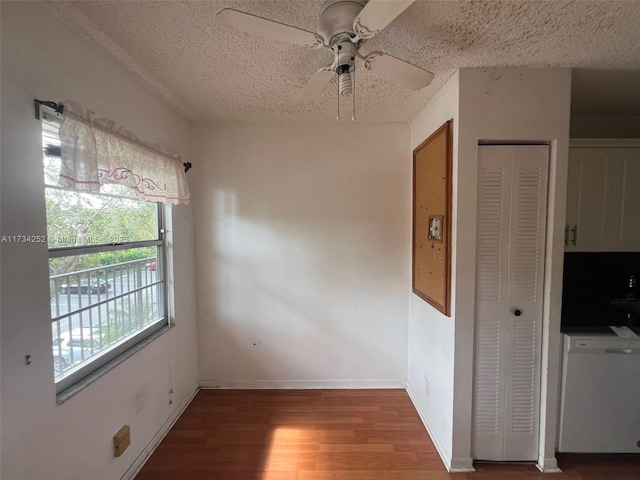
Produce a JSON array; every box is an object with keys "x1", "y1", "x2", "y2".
[{"x1": 473, "y1": 145, "x2": 549, "y2": 461}]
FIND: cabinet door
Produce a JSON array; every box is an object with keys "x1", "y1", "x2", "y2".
[
  {"x1": 611, "y1": 148, "x2": 640, "y2": 251},
  {"x1": 565, "y1": 148, "x2": 615, "y2": 252}
]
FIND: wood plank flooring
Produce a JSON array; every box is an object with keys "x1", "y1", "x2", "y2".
[{"x1": 135, "y1": 389, "x2": 640, "y2": 480}]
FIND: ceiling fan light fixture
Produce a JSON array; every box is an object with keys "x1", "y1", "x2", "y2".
[
  {"x1": 334, "y1": 40, "x2": 356, "y2": 96},
  {"x1": 337, "y1": 69, "x2": 353, "y2": 97}
]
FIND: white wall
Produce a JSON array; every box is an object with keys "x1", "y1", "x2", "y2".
[
  {"x1": 192, "y1": 123, "x2": 410, "y2": 388},
  {"x1": 0, "y1": 3, "x2": 198, "y2": 479},
  {"x1": 408, "y1": 68, "x2": 572, "y2": 472},
  {"x1": 408, "y1": 71, "x2": 460, "y2": 470}
]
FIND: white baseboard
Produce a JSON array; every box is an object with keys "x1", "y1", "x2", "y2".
[
  {"x1": 199, "y1": 379, "x2": 407, "y2": 389},
  {"x1": 121, "y1": 383, "x2": 200, "y2": 480},
  {"x1": 405, "y1": 381, "x2": 475, "y2": 473},
  {"x1": 449, "y1": 457, "x2": 475, "y2": 473},
  {"x1": 537, "y1": 455, "x2": 561, "y2": 473}
]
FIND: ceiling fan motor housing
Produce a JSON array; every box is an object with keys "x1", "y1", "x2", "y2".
[{"x1": 318, "y1": 0, "x2": 367, "y2": 44}]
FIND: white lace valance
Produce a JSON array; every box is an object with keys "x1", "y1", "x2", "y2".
[{"x1": 57, "y1": 100, "x2": 190, "y2": 205}]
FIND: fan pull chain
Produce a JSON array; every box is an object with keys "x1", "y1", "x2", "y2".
[{"x1": 336, "y1": 75, "x2": 340, "y2": 121}]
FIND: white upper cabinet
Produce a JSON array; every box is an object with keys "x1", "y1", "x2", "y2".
[
  {"x1": 611, "y1": 148, "x2": 640, "y2": 250},
  {"x1": 566, "y1": 141, "x2": 640, "y2": 252}
]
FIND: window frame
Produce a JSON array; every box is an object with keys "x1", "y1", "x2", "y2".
[{"x1": 41, "y1": 110, "x2": 170, "y2": 395}]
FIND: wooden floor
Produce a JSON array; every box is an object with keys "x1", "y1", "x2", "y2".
[{"x1": 136, "y1": 389, "x2": 640, "y2": 480}]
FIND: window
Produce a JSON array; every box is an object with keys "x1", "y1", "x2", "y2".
[{"x1": 42, "y1": 116, "x2": 168, "y2": 392}]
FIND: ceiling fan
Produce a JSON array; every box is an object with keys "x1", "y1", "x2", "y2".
[{"x1": 217, "y1": 0, "x2": 434, "y2": 115}]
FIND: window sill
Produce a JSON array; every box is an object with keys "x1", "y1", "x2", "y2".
[{"x1": 56, "y1": 323, "x2": 174, "y2": 404}]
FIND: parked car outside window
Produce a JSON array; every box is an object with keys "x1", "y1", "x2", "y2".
[{"x1": 58, "y1": 279, "x2": 111, "y2": 294}]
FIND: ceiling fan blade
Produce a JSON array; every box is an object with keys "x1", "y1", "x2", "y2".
[
  {"x1": 295, "y1": 67, "x2": 335, "y2": 104},
  {"x1": 363, "y1": 52, "x2": 434, "y2": 91},
  {"x1": 353, "y1": 0, "x2": 415, "y2": 39},
  {"x1": 217, "y1": 9, "x2": 322, "y2": 48}
]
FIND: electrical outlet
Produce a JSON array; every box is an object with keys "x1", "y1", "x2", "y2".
[
  {"x1": 424, "y1": 376, "x2": 430, "y2": 399},
  {"x1": 113, "y1": 425, "x2": 131, "y2": 457}
]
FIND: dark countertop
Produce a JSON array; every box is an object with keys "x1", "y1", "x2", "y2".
[{"x1": 561, "y1": 325, "x2": 640, "y2": 335}]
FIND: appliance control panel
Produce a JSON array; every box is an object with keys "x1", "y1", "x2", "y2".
[{"x1": 565, "y1": 334, "x2": 640, "y2": 352}]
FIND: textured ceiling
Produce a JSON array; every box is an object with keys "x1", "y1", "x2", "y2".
[{"x1": 47, "y1": 0, "x2": 640, "y2": 122}]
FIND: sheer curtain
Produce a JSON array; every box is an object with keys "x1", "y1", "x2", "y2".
[{"x1": 57, "y1": 100, "x2": 190, "y2": 205}]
